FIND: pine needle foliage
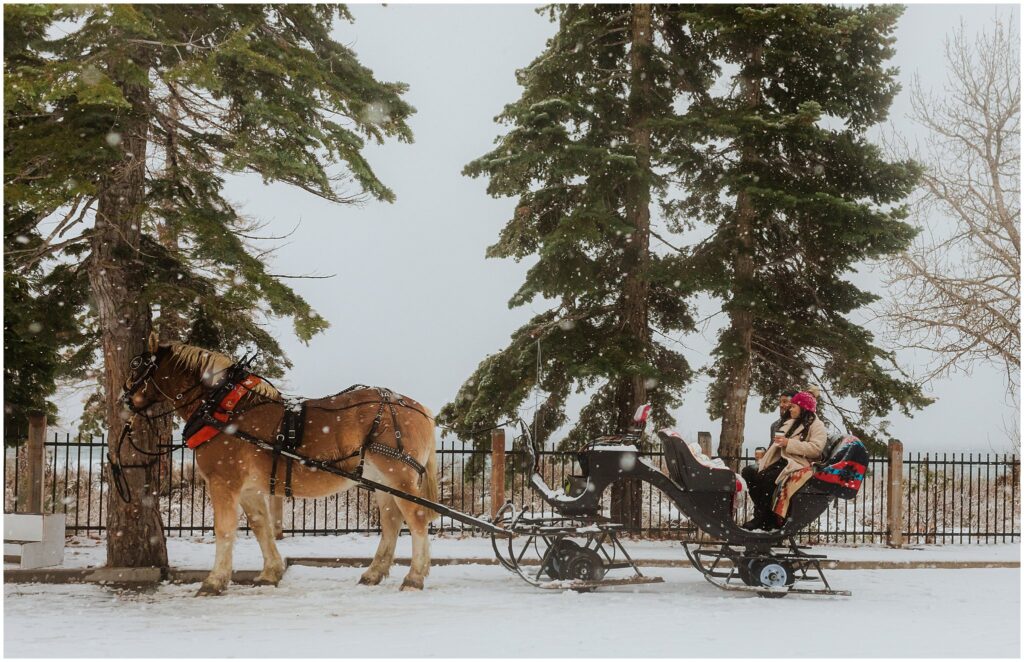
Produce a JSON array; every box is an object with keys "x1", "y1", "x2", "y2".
[
  {"x1": 439, "y1": 5, "x2": 715, "y2": 452},
  {"x1": 4, "y1": 4, "x2": 414, "y2": 426},
  {"x1": 671, "y1": 4, "x2": 930, "y2": 452}
]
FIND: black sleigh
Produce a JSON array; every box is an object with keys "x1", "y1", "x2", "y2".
[{"x1": 491, "y1": 406, "x2": 868, "y2": 597}]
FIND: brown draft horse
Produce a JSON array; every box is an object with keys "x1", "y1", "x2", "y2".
[{"x1": 122, "y1": 334, "x2": 439, "y2": 595}]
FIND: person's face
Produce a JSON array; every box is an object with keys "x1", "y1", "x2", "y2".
[
  {"x1": 787, "y1": 402, "x2": 803, "y2": 419},
  {"x1": 779, "y1": 395, "x2": 791, "y2": 415},
  {"x1": 754, "y1": 448, "x2": 765, "y2": 460}
]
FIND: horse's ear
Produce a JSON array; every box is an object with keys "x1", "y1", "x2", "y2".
[{"x1": 147, "y1": 330, "x2": 159, "y2": 354}]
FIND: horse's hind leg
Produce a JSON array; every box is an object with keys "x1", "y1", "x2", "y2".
[
  {"x1": 240, "y1": 490, "x2": 286, "y2": 586},
  {"x1": 359, "y1": 492, "x2": 403, "y2": 586},
  {"x1": 392, "y1": 496, "x2": 432, "y2": 591},
  {"x1": 197, "y1": 479, "x2": 240, "y2": 596}
]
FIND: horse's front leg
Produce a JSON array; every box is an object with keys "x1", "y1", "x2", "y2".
[
  {"x1": 197, "y1": 479, "x2": 240, "y2": 596},
  {"x1": 240, "y1": 490, "x2": 286, "y2": 586}
]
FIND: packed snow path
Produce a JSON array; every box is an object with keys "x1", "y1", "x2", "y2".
[{"x1": 5, "y1": 562, "x2": 1019, "y2": 657}]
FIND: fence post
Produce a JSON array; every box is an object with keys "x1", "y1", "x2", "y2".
[
  {"x1": 887, "y1": 440, "x2": 904, "y2": 548},
  {"x1": 697, "y1": 431, "x2": 712, "y2": 457},
  {"x1": 17, "y1": 412, "x2": 46, "y2": 513},
  {"x1": 270, "y1": 495, "x2": 284, "y2": 540},
  {"x1": 491, "y1": 428, "x2": 506, "y2": 520}
]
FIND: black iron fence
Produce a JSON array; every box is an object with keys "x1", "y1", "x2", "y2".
[{"x1": 4, "y1": 431, "x2": 1020, "y2": 544}]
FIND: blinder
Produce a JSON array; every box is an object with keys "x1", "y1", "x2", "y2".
[{"x1": 121, "y1": 352, "x2": 158, "y2": 411}]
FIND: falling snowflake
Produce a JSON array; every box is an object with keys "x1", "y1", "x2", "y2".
[
  {"x1": 618, "y1": 453, "x2": 637, "y2": 471},
  {"x1": 81, "y1": 65, "x2": 103, "y2": 85}
]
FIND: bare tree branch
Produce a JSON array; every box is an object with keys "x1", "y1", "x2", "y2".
[{"x1": 879, "y1": 14, "x2": 1020, "y2": 399}]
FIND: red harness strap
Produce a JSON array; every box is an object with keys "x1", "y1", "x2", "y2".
[{"x1": 186, "y1": 375, "x2": 263, "y2": 449}]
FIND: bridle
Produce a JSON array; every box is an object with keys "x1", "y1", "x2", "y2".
[
  {"x1": 121, "y1": 351, "x2": 228, "y2": 420},
  {"x1": 120, "y1": 353, "x2": 159, "y2": 412}
]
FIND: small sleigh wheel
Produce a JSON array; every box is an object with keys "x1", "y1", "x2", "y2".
[
  {"x1": 737, "y1": 557, "x2": 758, "y2": 587},
  {"x1": 752, "y1": 560, "x2": 793, "y2": 598},
  {"x1": 566, "y1": 548, "x2": 606, "y2": 582},
  {"x1": 542, "y1": 539, "x2": 582, "y2": 580}
]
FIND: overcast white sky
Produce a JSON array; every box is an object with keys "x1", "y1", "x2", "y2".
[{"x1": 52, "y1": 3, "x2": 1021, "y2": 452}]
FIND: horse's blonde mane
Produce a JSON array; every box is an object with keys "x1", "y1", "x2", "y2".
[{"x1": 166, "y1": 343, "x2": 281, "y2": 400}]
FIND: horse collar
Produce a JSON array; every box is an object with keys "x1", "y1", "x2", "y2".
[{"x1": 183, "y1": 372, "x2": 263, "y2": 449}]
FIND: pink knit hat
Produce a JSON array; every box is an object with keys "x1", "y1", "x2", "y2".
[{"x1": 791, "y1": 390, "x2": 817, "y2": 413}]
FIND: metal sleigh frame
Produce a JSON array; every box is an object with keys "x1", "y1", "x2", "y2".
[{"x1": 489, "y1": 413, "x2": 854, "y2": 597}]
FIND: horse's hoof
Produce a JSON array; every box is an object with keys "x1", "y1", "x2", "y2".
[
  {"x1": 358, "y1": 572, "x2": 384, "y2": 586},
  {"x1": 195, "y1": 584, "x2": 223, "y2": 597},
  {"x1": 252, "y1": 577, "x2": 280, "y2": 587},
  {"x1": 400, "y1": 577, "x2": 424, "y2": 591}
]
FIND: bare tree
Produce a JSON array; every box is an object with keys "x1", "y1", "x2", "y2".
[{"x1": 883, "y1": 15, "x2": 1020, "y2": 395}]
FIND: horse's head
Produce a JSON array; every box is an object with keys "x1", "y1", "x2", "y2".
[
  {"x1": 122, "y1": 338, "x2": 278, "y2": 416},
  {"x1": 121, "y1": 332, "x2": 178, "y2": 414}
]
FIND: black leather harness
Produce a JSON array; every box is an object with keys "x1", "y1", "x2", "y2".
[
  {"x1": 329, "y1": 386, "x2": 428, "y2": 486},
  {"x1": 269, "y1": 402, "x2": 307, "y2": 497}
]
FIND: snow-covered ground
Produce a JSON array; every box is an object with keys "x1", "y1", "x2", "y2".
[
  {"x1": 5, "y1": 535, "x2": 1021, "y2": 657},
  {"x1": 51, "y1": 533, "x2": 1022, "y2": 568},
  {"x1": 4, "y1": 563, "x2": 1019, "y2": 658}
]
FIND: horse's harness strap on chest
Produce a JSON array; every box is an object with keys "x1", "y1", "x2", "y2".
[
  {"x1": 270, "y1": 402, "x2": 306, "y2": 498},
  {"x1": 183, "y1": 370, "x2": 263, "y2": 449}
]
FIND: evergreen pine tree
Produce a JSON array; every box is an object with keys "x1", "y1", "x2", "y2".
[
  {"x1": 438, "y1": 5, "x2": 714, "y2": 526},
  {"x1": 3, "y1": 7, "x2": 96, "y2": 434},
  {"x1": 671, "y1": 4, "x2": 929, "y2": 459},
  {"x1": 4, "y1": 4, "x2": 413, "y2": 566}
]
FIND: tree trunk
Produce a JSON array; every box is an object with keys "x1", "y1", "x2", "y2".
[
  {"x1": 89, "y1": 79, "x2": 168, "y2": 569},
  {"x1": 610, "y1": 3, "x2": 653, "y2": 530},
  {"x1": 154, "y1": 91, "x2": 187, "y2": 486},
  {"x1": 717, "y1": 45, "x2": 763, "y2": 470}
]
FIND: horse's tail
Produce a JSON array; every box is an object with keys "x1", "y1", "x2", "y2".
[{"x1": 422, "y1": 423, "x2": 441, "y2": 523}]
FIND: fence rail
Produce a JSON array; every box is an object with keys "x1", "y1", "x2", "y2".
[{"x1": 4, "y1": 431, "x2": 1020, "y2": 544}]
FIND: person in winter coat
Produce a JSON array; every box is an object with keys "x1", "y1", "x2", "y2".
[
  {"x1": 740, "y1": 389, "x2": 796, "y2": 513},
  {"x1": 741, "y1": 390, "x2": 827, "y2": 530},
  {"x1": 769, "y1": 389, "x2": 798, "y2": 443}
]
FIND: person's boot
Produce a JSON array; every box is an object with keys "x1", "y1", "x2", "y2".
[
  {"x1": 742, "y1": 508, "x2": 769, "y2": 530},
  {"x1": 741, "y1": 517, "x2": 763, "y2": 530}
]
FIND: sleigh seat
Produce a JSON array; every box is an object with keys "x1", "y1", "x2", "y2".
[{"x1": 660, "y1": 430, "x2": 737, "y2": 493}]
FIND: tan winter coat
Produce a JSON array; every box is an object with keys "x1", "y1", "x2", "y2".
[{"x1": 758, "y1": 416, "x2": 827, "y2": 484}]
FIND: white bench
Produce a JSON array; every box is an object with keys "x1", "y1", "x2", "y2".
[{"x1": 4, "y1": 513, "x2": 66, "y2": 569}]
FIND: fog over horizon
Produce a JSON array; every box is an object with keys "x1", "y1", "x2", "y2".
[{"x1": 50, "y1": 3, "x2": 1021, "y2": 453}]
